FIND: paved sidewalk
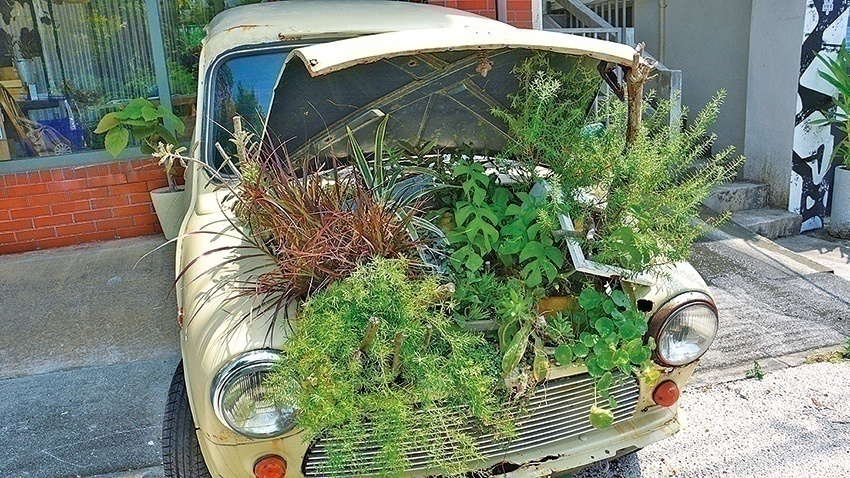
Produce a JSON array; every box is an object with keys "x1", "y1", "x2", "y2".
[{"x1": 577, "y1": 360, "x2": 850, "y2": 478}]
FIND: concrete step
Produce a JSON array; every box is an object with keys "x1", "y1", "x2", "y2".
[
  {"x1": 730, "y1": 208, "x2": 803, "y2": 240},
  {"x1": 703, "y1": 181, "x2": 770, "y2": 213}
]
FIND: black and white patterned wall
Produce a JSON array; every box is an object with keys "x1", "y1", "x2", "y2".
[{"x1": 791, "y1": 0, "x2": 850, "y2": 231}]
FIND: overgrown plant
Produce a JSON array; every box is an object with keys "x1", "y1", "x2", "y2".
[
  {"x1": 265, "y1": 258, "x2": 510, "y2": 476},
  {"x1": 443, "y1": 157, "x2": 565, "y2": 288},
  {"x1": 495, "y1": 56, "x2": 742, "y2": 272},
  {"x1": 96, "y1": 97, "x2": 185, "y2": 158},
  {"x1": 233, "y1": 138, "x2": 421, "y2": 302}
]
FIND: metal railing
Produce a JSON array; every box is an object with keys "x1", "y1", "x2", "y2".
[{"x1": 542, "y1": 0, "x2": 682, "y2": 132}]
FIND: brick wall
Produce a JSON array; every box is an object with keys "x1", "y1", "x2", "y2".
[
  {"x1": 0, "y1": 159, "x2": 172, "y2": 254},
  {"x1": 428, "y1": 0, "x2": 534, "y2": 28}
]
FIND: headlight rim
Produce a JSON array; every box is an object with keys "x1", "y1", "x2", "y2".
[
  {"x1": 210, "y1": 348, "x2": 295, "y2": 439},
  {"x1": 648, "y1": 291, "x2": 718, "y2": 367}
]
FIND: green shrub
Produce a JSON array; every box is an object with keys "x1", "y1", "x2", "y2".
[{"x1": 265, "y1": 258, "x2": 510, "y2": 476}]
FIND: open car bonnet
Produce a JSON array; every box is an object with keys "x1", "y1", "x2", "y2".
[{"x1": 262, "y1": 28, "x2": 637, "y2": 161}]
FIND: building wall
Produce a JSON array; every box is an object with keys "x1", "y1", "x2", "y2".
[
  {"x1": 744, "y1": 0, "x2": 805, "y2": 208},
  {"x1": 790, "y1": 1, "x2": 850, "y2": 230},
  {"x1": 428, "y1": 0, "x2": 534, "y2": 28},
  {"x1": 633, "y1": 0, "x2": 753, "y2": 156},
  {"x1": 0, "y1": 159, "x2": 171, "y2": 254}
]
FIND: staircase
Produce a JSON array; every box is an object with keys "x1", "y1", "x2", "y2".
[{"x1": 703, "y1": 182, "x2": 802, "y2": 239}]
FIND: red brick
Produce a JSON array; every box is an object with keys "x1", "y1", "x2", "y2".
[
  {"x1": 512, "y1": 10, "x2": 532, "y2": 21},
  {"x1": 95, "y1": 216, "x2": 136, "y2": 231},
  {"x1": 126, "y1": 170, "x2": 165, "y2": 183},
  {"x1": 506, "y1": 0, "x2": 529, "y2": 10},
  {"x1": 38, "y1": 236, "x2": 80, "y2": 249},
  {"x1": 116, "y1": 225, "x2": 158, "y2": 238},
  {"x1": 10, "y1": 205, "x2": 51, "y2": 219},
  {"x1": 114, "y1": 204, "x2": 153, "y2": 217},
  {"x1": 129, "y1": 192, "x2": 153, "y2": 204},
  {"x1": 457, "y1": 0, "x2": 488, "y2": 9},
  {"x1": 134, "y1": 214, "x2": 160, "y2": 226},
  {"x1": 86, "y1": 164, "x2": 110, "y2": 177},
  {"x1": 0, "y1": 241, "x2": 38, "y2": 254},
  {"x1": 87, "y1": 174, "x2": 127, "y2": 188},
  {"x1": 50, "y1": 169, "x2": 65, "y2": 181},
  {"x1": 91, "y1": 196, "x2": 130, "y2": 209},
  {"x1": 4, "y1": 183, "x2": 48, "y2": 197},
  {"x1": 27, "y1": 192, "x2": 70, "y2": 206},
  {"x1": 33, "y1": 213, "x2": 73, "y2": 228},
  {"x1": 153, "y1": 222, "x2": 163, "y2": 233},
  {"x1": 55, "y1": 222, "x2": 96, "y2": 235},
  {"x1": 0, "y1": 218, "x2": 33, "y2": 232},
  {"x1": 108, "y1": 162, "x2": 123, "y2": 175},
  {"x1": 0, "y1": 210, "x2": 9, "y2": 221},
  {"x1": 0, "y1": 231, "x2": 14, "y2": 244},
  {"x1": 74, "y1": 208, "x2": 112, "y2": 222},
  {"x1": 47, "y1": 179, "x2": 88, "y2": 192},
  {"x1": 0, "y1": 197, "x2": 28, "y2": 209},
  {"x1": 109, "y1": 182, "x2": 150, "y2": 195},
  {"x1": 62, "y1": 168, "x2": 78, "y2": 180},
  {"x1": 14, "y1": 172, "x2": 27, "y2": 184},
  {"x1": 69, "y1": 188, "x2": 109, "y2": 201},
  {"x1": 15, "y1": 227, "x2": 56, "y2": 241},
  {"x1": 77, "y1": 230, "x2": 118, "y2": 244},
  {"x1": 38, "y1": 170, "x2": 53, "y2": 182},
  {"x1": 146, "y1": 180, "x2": 169, "y2": 191},
  {"x1": 2, "y1": 173, "x2": 16, "y2": 186},
  {"x1": 51, "y1": 200, "x2": 90, "y2": 214}
]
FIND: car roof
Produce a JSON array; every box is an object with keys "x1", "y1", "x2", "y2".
[{"x1": 205, "y1": 0, "x2": 513, "y2": 41}]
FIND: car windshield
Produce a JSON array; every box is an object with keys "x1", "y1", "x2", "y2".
[{"x1": 209, "y1": 50, "x2": 287, "y2": 170}]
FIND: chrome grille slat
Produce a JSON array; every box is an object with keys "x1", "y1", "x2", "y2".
[
  {"x1": 302, "y1": 373, "x2": 640, "y2": 476},
  {"x1": 306, "y1": 389, "x2": 639, "y2": 460}
]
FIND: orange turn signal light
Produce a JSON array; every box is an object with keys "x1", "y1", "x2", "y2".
[
  {"x1": 254, "y1": 455, "x2": 287, "y2": 478},
  {"x1": 652, "y1": 380, "x2": 680, "y2": 407}
]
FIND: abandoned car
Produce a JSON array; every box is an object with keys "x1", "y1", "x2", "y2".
[{"x1": 157, "y1": 1, "x2": 719, "y2": 477}]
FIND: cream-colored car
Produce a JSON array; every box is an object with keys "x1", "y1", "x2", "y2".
[{"x1": 159, "y1": 1, "x2": 719, "y2": 477}]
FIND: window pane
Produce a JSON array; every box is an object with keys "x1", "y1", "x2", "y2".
[{"x1": 0, "y1": 0, "x2": 158, "y2": 159}]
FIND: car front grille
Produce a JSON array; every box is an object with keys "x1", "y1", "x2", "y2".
[{"x1": 302, "y1": 372, "x2": 640, "y2": 477}]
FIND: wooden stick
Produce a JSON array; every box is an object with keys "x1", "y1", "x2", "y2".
[
  {"x1": 391, "y1": 331, "x2": 407, "y2": 373},
  {"x1": 424, "y1": 324, "x2": 433, "y2": 347},
  {"x1": 625, "y1": 43, "x2": 658, "y2": 145},
  {"x1": 358, "y1": 316, "x2": 380, "y2": 353}
]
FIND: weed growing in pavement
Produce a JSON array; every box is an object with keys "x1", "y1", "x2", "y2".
[
  {"x1": 745, "y1": 360, "x2": 764, "y2": 380},
  {"x1": 805, "y1": 338, "x2": 850, "y2": 363}
]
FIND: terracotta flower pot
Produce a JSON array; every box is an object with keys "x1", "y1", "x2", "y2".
[
  {"x1": 536, "y1": 296, "x2": 576, "y2": 316},
  {"x1": 150, "y1": 186, "x2": 185, "y2": 240}
]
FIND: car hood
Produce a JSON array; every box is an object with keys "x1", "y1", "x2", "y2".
[{"x1": 263, "y1": 28, "x2": 637, "y2": 161}]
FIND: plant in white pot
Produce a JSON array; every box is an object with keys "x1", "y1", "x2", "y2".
[
  {"x1": 815, "y1": 43, "x2": 850, "y2": 238},
  {"x1": 95, "y1": 98, "x2": 186, "y2": 239}
]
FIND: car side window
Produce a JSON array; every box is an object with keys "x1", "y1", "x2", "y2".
[{"x1": 210, "y1": 51, "x2": 287, "y2": 170}]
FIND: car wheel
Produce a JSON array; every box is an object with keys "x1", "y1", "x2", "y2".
[{"x1": 162, "y1": 361, "x2": 212, "y2": 478}]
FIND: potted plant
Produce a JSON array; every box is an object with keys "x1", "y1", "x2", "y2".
[
  {"x1": 815, "y1": 43, "x2": 850, "y2": 238},
  {"x1": 95, "y1": 98, "x2": 186, "y2": 239}
]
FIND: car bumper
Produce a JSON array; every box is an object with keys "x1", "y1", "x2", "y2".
[{"x1": 196, "y1": 399, "x2": 685, "y2": 478}]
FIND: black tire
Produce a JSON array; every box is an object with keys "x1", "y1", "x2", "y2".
[{"x1": 162, "y1": 361, "x2": 213, "y2": 478}]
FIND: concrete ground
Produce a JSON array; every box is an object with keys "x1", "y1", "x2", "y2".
[
  {"x1": 576, "y1": 361, "x2": 850, "y2": 478},
  {"x1": 1, "y1": 223, "x2": 849, "y2": 477}
]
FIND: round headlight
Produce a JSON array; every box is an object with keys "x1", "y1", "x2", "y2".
[
  {"x1": 211, "y1": 350, "x2": 296, "y2": 438},
  {"x1": 650, "y1": 293, "x2": 718, "y2": 366}
]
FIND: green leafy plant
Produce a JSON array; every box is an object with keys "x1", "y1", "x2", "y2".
[
  {"x1": 95, "y1": 97, "x2": 185, "y2": 157},
  {"x1": 746, "y1": 360, "x2": 765, "y2": 380},
  {"x1": 265, "y1": 258, "x2": 510, "y2": 476},
  {"x1": 444, "y1": 158, "x2": 565, "y2": 288},
  {"x1": 813, "y1": 42, "x2": 850, "y2": 168}
]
